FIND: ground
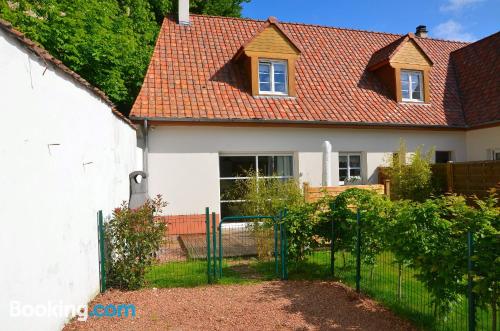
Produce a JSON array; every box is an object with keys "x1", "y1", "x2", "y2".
[{"x1": 64, "y1": 281, "x2": 415, "y2": 331}]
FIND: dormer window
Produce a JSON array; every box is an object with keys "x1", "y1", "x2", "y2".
[
  {"x1": 401, "y1": 70, "x2": 423, "y2": 102},
  {"x1": 259, "y1": 60, "x2": 288, "y2": 95}
]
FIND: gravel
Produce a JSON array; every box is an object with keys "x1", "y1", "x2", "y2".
[{"x1": 64, "y1": 281, "x2": 415, "y2": 331}]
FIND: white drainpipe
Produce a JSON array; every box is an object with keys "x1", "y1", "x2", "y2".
[{"x1": 322, "y1": 141, "x2": 332, "y2": 186}]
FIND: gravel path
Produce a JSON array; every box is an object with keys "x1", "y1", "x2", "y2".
[{"x1": 64, "y1": 281, "x2": 415, "y2": 331}]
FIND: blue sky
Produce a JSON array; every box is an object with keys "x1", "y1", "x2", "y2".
[{"x1": 242, "y1": 0, "x2": 500, "y2": 42}]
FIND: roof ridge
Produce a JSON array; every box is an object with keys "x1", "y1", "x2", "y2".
[
  {"x1": 190, "y1": 14, "x2": 470, "y2": 44},
  {"x1": 450, "y1": 30, "x2": 499, "y2": 53}
]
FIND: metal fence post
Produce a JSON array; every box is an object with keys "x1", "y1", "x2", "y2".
[
  {"x1": 467, "y1": 231, "x2": 476, "y2": 331},
  {"x1": 205, "y1": 208, "x2": 211, "y2": 284},
  {"x1": 97, "y1": 210, "x2": 106, "y2": 293},
  {"x1": 283, "y1": 219, "x2": 288, "y2": 280},
  {"x1": 219, "y1": 222, "x2": 223, "y2": 278},
  {"x1": 356, "y1": 209, "x2": 361, "y2": 293},
  {"x1": 330, "y1": 202, "x2": 335, "y2": 277},
  {"x1": 274, "y1": 213, "x2": 279, "y2": 278},
  {"x1": 212, "y1": 212, "x2": 217, "y2": 281}
]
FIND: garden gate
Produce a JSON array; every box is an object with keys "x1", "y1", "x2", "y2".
[{"x1": 207, "y1": 211, "x2": 288, "y2": 283}]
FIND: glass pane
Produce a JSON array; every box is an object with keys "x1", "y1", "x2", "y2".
[
  {"x1": 350, "y1": 168, "x2": 361, "y2": 177},
  {"x1": 411, "y1": 90, "x2": 421, "y2": 100},
  {"x1": 274, "y1": 62, "x2": 286, "y2": 75},
  {"x1": 219, "y1": 156, "x2": 255, "y2": 177},
  {"x1": 400, "y1": 71, "x2": 410, "y2": 83},
  {"x1": 402, "y1": 89, "x2": 410, "y2": 99},
  {"x1": 273, "y1": 63, "x2": 287, "y2": 93},
  {"x1": 339, "y1": 169, "x2": 348, "y2": 181},
  {"x1": 258, "y1": 156, "x2": 293, "y2": 177},
  {"x1": 259, "y1": 62, "x2": 271, "y2": 92},
  {"x1": 259, "y1": 82, "x2": 271, "y2": 92},
  {"x1": 495, "y1": 152, "x2": 500, "y2": 160},
  {"x1": 221, "y1": 202, "x2": 245, "y2": 219},
  {"x1": 220, "y1": 179, "x2": 247, "y2": 201},
  {"x1": 339, "y1": 155, "x2": 348, "y2": 168},
  {"x1": 435, "y1": 151, "x2": 451, "y2": 164},
  {"x1": 349, "y1": 155, "x2": 361, "y2": 168},
  {"x1": 274, "y1": 81, "x2": 286, "y2": 93}
]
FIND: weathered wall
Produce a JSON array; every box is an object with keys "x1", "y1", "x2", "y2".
[
  {"x1": 465, "y1": 126, "x2": 500, "y2": 161},
  {"x1": 0, "y1": 30, "x2": 138, "y2": 330},
  {"x1": 146, "y1": 125, "x2": 466, "y2": 215}
]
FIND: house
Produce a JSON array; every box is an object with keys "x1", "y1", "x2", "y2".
[
  {"x1": 130, "y1": 0, "x2": 499, "y2": 219},
  {"x1": 0, "y1": 19, "x2": 139, "y2": 331}
]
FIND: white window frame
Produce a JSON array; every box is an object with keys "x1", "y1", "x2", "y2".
[
  {"x1": 258, "y1": 59, "x2": 288, "y2": 95},
  {"x1": 401, "y1": 70, "x2": 424, "y2": 102},
  {"x1": 219, "y1": 154, "x2": 294, "y2": 210},
  {"x1": 338, "y1": 152, "x2": 362, "y2": 185}
]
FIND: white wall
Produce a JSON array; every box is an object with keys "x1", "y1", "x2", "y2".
[
  {"x1": 0, "y1": 31, "x2": 137, "y2": 331},
  {"x1": 146, "y1": 125, "x2": 466, "y2": 215},
  {"x1": 465, "y1": 126, "x2": 500, "y2": 161}
]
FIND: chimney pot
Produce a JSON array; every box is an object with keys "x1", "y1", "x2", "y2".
[
  {"x1": 415, "y1": 25, "x2": 428, "y2": 38},
  {"x1": 178, "y1": 0, "x2": 189, "y2": 25}
]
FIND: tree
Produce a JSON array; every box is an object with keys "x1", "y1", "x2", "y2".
[{"x1": 0, "y1": 0, "x2": 249, "y2": 113}]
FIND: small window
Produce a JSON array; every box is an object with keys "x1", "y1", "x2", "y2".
[
  {"x1": 339, "y1": 152, "x2": 362, "y2": 185},
  {"x1": 492, "y1": 149, "x2": 500, "y2": 160},
  {"x1": 258, "y1": 60, "x2": 288, "y2": 95},
  {"x1": 401, "y1": 70, "x2": 423, "y2": 102},
  {"x1": 435, "y1": 151, "x2": 452, "y2": 164}
]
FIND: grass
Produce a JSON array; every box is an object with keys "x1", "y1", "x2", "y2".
[{"x1": 144, "y1": 251, "x2": 497, "y2": 331}]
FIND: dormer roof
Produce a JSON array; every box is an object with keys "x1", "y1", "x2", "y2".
[{"x1": 367, "y1": 33, "x2": 433, "y2": 71}]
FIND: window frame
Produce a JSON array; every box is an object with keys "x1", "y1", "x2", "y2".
[
  {"x1": 400, "y1": 70, "x2": 424, "y2": 103},
  {"x1": 338, "y1": 152, "x2": 362, "y2": 185},
  {"x1": 219, "y1": 154, "x2": 294, "y2": 216},
  {"x1": 258, "y1": 59, "x2": 288, "y2": 96}
]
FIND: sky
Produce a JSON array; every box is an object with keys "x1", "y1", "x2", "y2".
[{"x1": 242, "y1": 0, "x2": 500, "y2": 42}]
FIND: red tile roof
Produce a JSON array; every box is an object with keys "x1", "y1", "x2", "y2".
[
  {"x1": 130, "y1": 15, "x2": 489, "y2": 128},
  {"x1": 0, "y1": 18, "x2": 135, "y2": 129},
  {"x1": 451, "y1": 32, "x2": 500, "y2": 128}
]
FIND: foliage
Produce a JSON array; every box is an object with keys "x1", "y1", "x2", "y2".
[
  {"x1": 387, "y1": 140, "x2": 434, "y2": 201},
  {"x1": 105, "y1": 195, "x2": 167, "y2": 290},
  {"x1": 232, "y1": 170, "x2": 304, "y2": 217},
  {"x1": 0, "y1": 0, "x2": 249, "y2": 112},
  {"x1": 283, "y1": 202, "x2": 319, "y2": 262}
]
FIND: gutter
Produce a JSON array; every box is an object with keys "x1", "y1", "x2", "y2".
[
  {"x1": 142, "y1": 119, "x2": 149, "y2": 174},
  {"x1": 129, "y1": 116, "x2": 468, "y2": 130}
]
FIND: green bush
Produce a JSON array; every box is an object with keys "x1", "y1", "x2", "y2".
[
  {"x1": 387, "y1": 140, "x2": 434, "y2": 201},
  {"x1": 105, "y1": 195, "x2": 167, "y2": 290}
]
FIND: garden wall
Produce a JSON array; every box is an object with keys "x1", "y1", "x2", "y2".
[{"x1": 0, "y1": 29, "x2": 139, "y2": 331}]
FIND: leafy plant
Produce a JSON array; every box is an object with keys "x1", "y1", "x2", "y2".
[
  {"x1": 105, "y1": 195, "x2": 167, "y2": 290},
  {"x1": 387, "y1": 140, "x2": 434, "y2": 201}
]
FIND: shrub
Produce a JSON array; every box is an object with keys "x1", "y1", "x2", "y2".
[
  {"x1": 387, "y1": 140, "x2": 434, "y2": 201},
  {"x1": 105, "y1": 195, "x2": 167, "y2": 290}
]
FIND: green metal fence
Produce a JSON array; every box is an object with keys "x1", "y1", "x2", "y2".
[{"x1": 280, "y1": 206, "x2": 498, "y2": 331}]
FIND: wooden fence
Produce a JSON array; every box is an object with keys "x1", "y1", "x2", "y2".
[
  {"x1": 303, "y1": 182, "x2": 389, "y2": 203},
  {"x1": 379, "y1": 160, "x2": 500, "y2": 198}
]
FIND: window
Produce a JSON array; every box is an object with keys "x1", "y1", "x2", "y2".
[
  {"x1": 258, "y1": 60, "x2": 287, "y2": 95},
  {"x1": 338, "y1": 153, "x2": 362, "y2": 185},
  {"x1": 219, "y1": 155, "x2": 293, "y2": 218},
  {"x1": 435, "y1": 151, "x2": 452, "y2": 163},
  {"x1": 401, "y1": 70, "x2": 423, "y2": 102},
  {"x1": 492, "y1": 149, "x2": 500, "y2": 160}
]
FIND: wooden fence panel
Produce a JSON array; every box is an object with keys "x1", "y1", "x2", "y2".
[
  {"x1": 303, "y1": 182, "x2": 388, "y2": 203},
  {"x1": 378, "y1": 160, "x2": 500, "y2": 199}
]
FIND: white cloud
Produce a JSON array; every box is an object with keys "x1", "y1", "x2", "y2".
[
  {"x1": 440, "y1": 0, "x2": 485, "y2": 12},
  {"x1": 433, "y1": 20, "x2": 476, "y2": 41}
]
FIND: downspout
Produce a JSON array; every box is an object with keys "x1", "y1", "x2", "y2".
[{"x1": 143, "y1": 119, "x2": 149, "y2": 174}]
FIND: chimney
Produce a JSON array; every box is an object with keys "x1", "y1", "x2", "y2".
[
  {"x1": 415, "y1": 25, "x2": 428, "y2": 38},
  {"x1": 178, "y1": 0, "x2": 190, "y2": 25}
]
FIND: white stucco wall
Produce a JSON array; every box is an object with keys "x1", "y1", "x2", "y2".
[
  {"x1": 0, "y1": 31, "x2": 137, "y2": 330},
  {"x1": 146, "y1": 125, "x2": 466, "y2": 215},
  {"x1": 465, "y1": 126, "x2": 500, "y2": 161}
]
